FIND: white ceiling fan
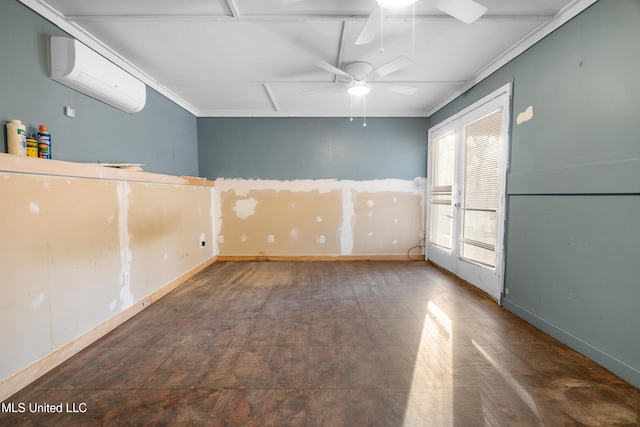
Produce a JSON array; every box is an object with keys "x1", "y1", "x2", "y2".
[
  {"x1": 308, "y1": 55, "x2": 417, "y2": 126},
  {"x1": 311, "y1": 55, "x2": 417, "y2": 97},
  {"x1": 356, "y1": 0, "x2": 488, "y2": 46},
  {"x1": 282, "y1": 0, "x2": 488, "y2": 47}
]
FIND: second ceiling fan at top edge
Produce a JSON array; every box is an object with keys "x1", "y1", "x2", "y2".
[{"x1": 356, "y1": 0, "x2": 488, "y2": 46}]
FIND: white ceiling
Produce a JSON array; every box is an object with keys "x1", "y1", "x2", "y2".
[{"x1": 22, "y1": 0, "x2": 595, "y2": 117}]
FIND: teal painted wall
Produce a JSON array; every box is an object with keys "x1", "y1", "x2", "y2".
[
  {"x1": 430, "y1": 0, "x2": 640, "y2": 387},
  {"x1": 197, "y1": 117, "x2": 428, "y2": 180},
  {"x1": 0, "y1": 0, "x2": 198, "y2": 176},
  {"x1": 506, "y1": 195, "x2": 640, "y2": 384}
]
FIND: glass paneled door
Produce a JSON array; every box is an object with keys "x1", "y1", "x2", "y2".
[{"x1": 426, "y1": 85, "x2": 510, "y2": 302}]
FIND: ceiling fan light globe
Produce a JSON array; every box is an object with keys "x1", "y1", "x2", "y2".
[
  {"x1": 376, "y1": 0, "x2": 418, "y2": 9},
  {"x1": 347, "y1": 84, "x2": 371, "y2": 96}
]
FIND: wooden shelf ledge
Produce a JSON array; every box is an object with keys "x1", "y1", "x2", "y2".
[{"x1": 0, "y1": 153, "x2": 213, "y2": 187}]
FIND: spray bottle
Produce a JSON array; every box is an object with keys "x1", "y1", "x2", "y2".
[{"x1": 37, "y1": 125, "x2": 51, "y2": 159}]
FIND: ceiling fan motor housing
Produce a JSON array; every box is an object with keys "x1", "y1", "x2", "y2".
[{"x1": 344, "y1": 61, "x2": 374, "y2": 79}]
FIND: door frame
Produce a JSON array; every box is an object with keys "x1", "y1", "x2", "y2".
[{"x1": 425, "y1": 83, "x2": 512, "y2": 304}]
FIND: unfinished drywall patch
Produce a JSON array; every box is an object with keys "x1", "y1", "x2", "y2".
[
  {"x1": 219, "y1": 186, "x2": 343, "y2": 255},
  {"x1": 29, "y1": 202, "x2": 40, "y2": 214},
  {"x1": 119, "y1": 284, "x2": 134, "y2": 310},
  {"x1": 215, "y1": 178, "x2": 425, "y2": 257},
  {"x1": 517, "y1": 105, "x2": 534, "y2": 125},
  {"x1": 233, "y1": 197, "x2": 259, "y2": 219},
  {"x1": 30, "y1": 293, "x2": 45, "y2": 310},
  {"x1": 341, "y1": 187, "x2": 355, "y2": 255},
  {"x1": 117, "y1": 182, "x2": 133, "y2": 311},
  {"x1": 126, "y1": 183, "x2": 214, "y2": 298},
  {"x1": 352, "y1": 190, "x2": 423, "y2": 255},
  {"x1": 210, "y1": 187, "x2": 217, "y2": 255}
]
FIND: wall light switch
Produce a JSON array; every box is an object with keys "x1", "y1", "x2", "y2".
[{"x1": 64, "y1": 106, "x2": 76, "y2": 118}]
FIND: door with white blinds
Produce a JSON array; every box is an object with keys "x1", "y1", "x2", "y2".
[{"x1": 426, "y1": 84, "x2": 510, "y2": 302}]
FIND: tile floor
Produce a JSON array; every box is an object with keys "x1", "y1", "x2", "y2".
[{"x1": 2, "y1": 261, "x2": 639, "y2": 426}]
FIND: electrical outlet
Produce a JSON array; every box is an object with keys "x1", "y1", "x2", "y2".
[
  {"x1": 123, "y1": 271, "x2": 130, "y2": 286},
  {"x1": 267, "y1": 235, "x2": 275, "y2": 243},
  {"x1": 318, "y1": 235, "x2": 326, "y2": 244},
  {"x1": 218, "y1": 235, "x2": 224, "y2": 244}
]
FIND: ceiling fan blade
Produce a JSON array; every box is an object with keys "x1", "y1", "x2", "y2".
[
  {"x1": 368, "y1": 56, "x2": 413, "y2": 79},
  {"x1": 313, "y1": 61, "x2": 353, "y2": 80},
  {"x1": 355, "y1": 6, "x2": 382, "y2": 45},
  {"x1": 436, "y1": 0, "x2": 488, "y2": 24},
  {"x1": 376, "y1": 82, "x2": 418, "y2": 95},
  {"x1": 218, "y1": 0, "x2": 234, "y2": 17}
]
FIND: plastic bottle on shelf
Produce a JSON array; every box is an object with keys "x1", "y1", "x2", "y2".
[
  {"x1": 6, "y1": 120, "x2": 27, "y2": 156},
  {"x1": 26, "y1": 135, "x2": 38, "y2": 157},
  {"x1": 37, "y1": 125, "x2": 51, "y2": 159}
]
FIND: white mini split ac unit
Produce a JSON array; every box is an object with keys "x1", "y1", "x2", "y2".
[{"x1": 49, "y1": 36, "x2": 146, "y2": 114}]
